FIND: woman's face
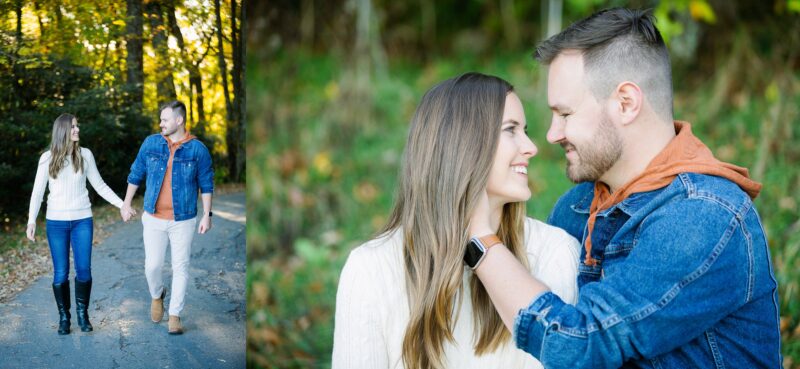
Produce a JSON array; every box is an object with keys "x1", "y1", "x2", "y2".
[
  {"x1": 486, "y1": 92, "x2": 537, "y2": 207},
  {"x1": 70, "y1": 118, "x2": 80, "y2": 142}
]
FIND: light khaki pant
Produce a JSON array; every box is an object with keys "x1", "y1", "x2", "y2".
[{"x1": 142, "y1": 212, "x2": 196, "y2": 317}]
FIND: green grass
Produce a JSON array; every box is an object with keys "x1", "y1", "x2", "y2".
[{"x1": 246, "y1": 48, "x2": 800, "y2": 368}]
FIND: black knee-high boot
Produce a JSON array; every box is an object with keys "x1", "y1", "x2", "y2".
[
  {"x1": 52, "y1": 282, "x2": 71, "y2": 335},
  {"x1": 74, "y1": 279, "x2": 93, "y2": 332}
]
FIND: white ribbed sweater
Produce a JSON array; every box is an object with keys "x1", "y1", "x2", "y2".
[
  {"x1": 332, "y1": 217, "x2": 581, "y2": 369},
  {"x1": 28, "y1": 147, "x2": 124, "y2": 225}
]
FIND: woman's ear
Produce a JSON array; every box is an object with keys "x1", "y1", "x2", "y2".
[{"x1": 612, "y1": 81, "x2": 642, "y2": 126}]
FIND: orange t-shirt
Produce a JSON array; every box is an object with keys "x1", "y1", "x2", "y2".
[{"x1": 152, "y1": 134, "x2": 196, "y2": 220}]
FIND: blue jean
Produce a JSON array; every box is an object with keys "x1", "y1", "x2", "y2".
[{"x1": 46, "y1": 217, "x2": 93, "y2": 284}]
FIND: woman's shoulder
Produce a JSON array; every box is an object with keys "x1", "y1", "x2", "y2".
[
  {"x1": 38, "y1": 150, "x2": 51, "y2": 164},
  {"x1": 345, "y1": 231, "x2": 403, "y2": 267},
  {"x1": 79, "y1": 147, "x2": 93, "y2": 157},
  {"x1": 340, "y1": 231, "x2": 404, "y2": 283}
]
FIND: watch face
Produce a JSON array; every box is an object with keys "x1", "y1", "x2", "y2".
[{"x1": 464, "y1": 239, "x2": 486, "y2": 269}]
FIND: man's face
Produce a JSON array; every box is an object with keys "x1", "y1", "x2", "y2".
[
  {"x1": 545, "y1": 51, "x2": 622, "y2": 183},
  {"x1": 160, "y1": 108, "x2": 181, "y2": 136}
]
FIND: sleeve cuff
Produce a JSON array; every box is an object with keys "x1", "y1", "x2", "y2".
[{"x1": 514, "y1": 291, "x2": 559, "y2": 357}]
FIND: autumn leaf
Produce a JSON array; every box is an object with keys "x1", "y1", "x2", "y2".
[{"x1": 689, "y1": 0, "x2": 717, "y2": 24}]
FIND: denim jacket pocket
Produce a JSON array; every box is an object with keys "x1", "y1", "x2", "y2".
[
  {"x1": 146, "y1": 153, "x2": 162, "y2": 171},
  {"x1": 179, "y1": 159, "x2": 197, "y2": 182}
]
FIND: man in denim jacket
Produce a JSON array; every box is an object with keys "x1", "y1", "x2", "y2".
[
  {"x1": 467, "y1": 8, "x2": 781, "y2": 368},
  {"x1": 122, "y1": 101, "x2": 214, "y2": 335}
]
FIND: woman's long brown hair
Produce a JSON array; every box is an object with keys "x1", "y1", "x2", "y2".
[
  {"x1": 48, "y1": 113, "x2": 82, "y2": 178},
  {"x1": 380, "y1": 73, "x2": 529, "y2": 369}
]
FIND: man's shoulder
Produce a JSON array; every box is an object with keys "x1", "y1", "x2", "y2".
[
  {"x1": 667, "y1": 173, "x2": 755, "y2": 215},
  {"x1": 141, "y1": 134, "x2": 163, "y2": 146},
  {"x1": 184, "y1": 136, "x2": 211, "y2": 153}
]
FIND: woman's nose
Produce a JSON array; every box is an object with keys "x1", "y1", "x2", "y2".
[{"x1": 521, "y1": 135, "x2": 538, "y2": 158}]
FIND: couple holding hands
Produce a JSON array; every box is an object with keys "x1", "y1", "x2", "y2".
[
  {"x1": 333, "y1": 8, "x2": 782, "y2": 369},
  {"x1": 27, "y1": 100, "x2": 214, "y2": 336}
]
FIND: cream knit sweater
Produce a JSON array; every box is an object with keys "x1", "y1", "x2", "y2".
[
  {"x1": 28, "y1": 147, "x2": 124, "y2": 225},
  {"x1": 332, "y1": 217, "x2": 580, "y2": 369}
]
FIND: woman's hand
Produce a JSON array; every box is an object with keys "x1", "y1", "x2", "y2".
[
  {"x1": 120, "y1": 203, "x2": 137, "y2": 221},
  {"x1": 469, "y1": 190, "x2": 494, "y2": 238},
  {"x1": 26, "y1": 224, "x2": 36, "y2": 242}
]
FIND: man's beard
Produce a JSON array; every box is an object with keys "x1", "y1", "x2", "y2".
[{"x1": 563, "y1": 113, "x2": 623, "y2": 183}]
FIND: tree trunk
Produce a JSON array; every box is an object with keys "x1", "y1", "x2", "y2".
[
  {"x1": 14, "y1": 0, "x2": 22, "y2": 51},
  {"x1": 545, "y1": 0, "x2": 563, "y2": 38},
  {"x1": 146, "y1": 0, "x2": 177, "y2": 104},
  {"x1": 500, "y1": 0, "x2": 520, "y2": 49},
  {"x1": 12, "y1": 0, "x2": 24, "y2": 106},
  {"x1": 232, "y1": 0, "x2": 245, "y2": 181},
  {"x1": 126, "y1": 0, "x2": 144, "y2": 107},
  {"x1": 165, "y1": 0, "x2": 207, "y2": 135},
  {"x1": 215, "y1": 0, "x2": 236, "y2": 180},
  {"x1": 420, "y1": 0, "x2": 435, "y2": 59},
  {"x1": 34, "y1": 0, "x2": 45, "y2": 39}
]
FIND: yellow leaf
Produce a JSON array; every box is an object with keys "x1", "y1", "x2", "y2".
[
  {"x1": 689, "y1": 0, "x2": 717, "y2": 24},
  {"x1": 765, "y1": 81, "x2": 779, "y2": 103},
  {"x1": 313, "y1": 152, "x2": 332, "y2": 176},
  {"x1": 324, "y1": 81, "x2": 340, "y2": 100},
  {"x1": 112, "y1": 19, "x2": 126, "y2": 27}
]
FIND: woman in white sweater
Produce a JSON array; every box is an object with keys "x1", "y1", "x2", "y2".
[
  {"x1": 332, "y1": 73, "x2": 580, "y2": 369},
  {"x1": 27, "y1": 113, "x2": 129, "y2": 335}
]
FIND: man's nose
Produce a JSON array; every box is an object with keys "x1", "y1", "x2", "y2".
[{"x1": 546, "y1": 116, "x2": 565, "y2": 144}]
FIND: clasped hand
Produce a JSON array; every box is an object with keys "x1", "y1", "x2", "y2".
[{"x1": 120, "y1": 204, "x2": 137, "y2": 222}]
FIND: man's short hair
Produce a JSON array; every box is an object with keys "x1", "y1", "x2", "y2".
[
  {"x1": 160, "y1": 100, "x2": 187, "y2": 125},
  {"x1": 535, "y1": 8, "x2": 673, "y2": 122}
]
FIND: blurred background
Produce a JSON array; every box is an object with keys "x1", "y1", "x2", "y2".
[
  {"x1": 247, "y1": 0, "x2": 799, "y2": 368},
  {"x1": 0, "y1": 0, "x2": 243, "y2": 301}
]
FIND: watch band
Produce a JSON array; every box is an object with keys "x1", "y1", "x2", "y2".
[{"x1": 478, "y1": 234, "x2": 502, "y2": 250}]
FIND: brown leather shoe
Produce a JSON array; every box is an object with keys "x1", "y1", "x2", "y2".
[
  {"x1": 150, "y1": 287, "x2": 167, "y2": 323},
  {"x1": 168, "y1": 315, "x2": 183, "y2": 335}
]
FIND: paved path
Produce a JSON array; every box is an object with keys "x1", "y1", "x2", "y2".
[{"x1": 0, "y1": 192, "x2": 245, "y2": 368}]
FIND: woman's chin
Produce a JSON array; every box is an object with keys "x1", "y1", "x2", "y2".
[{"x1": 490, "y1": 192, "x2": 531, "y2": 207}]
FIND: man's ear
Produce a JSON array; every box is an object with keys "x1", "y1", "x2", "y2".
[{"x1": 612, "y1": 81, "x2": 642, "y2": 125}]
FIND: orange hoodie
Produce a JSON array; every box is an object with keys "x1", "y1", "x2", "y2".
[
  {"x1": 153, "y1": 133, "x2": 197, "y2": 220},
  {"x1": 583, "y1": 121, "x2": 762, "y2": 266}
]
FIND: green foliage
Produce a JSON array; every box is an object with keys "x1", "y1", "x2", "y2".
[
  {"x1": 0, "y1": 46, "x2": 151, "y2": 222},
  {"x1": 247, "y1": 240, "x2": 345, "y2": 369}
]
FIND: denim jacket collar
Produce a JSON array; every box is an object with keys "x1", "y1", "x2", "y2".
[{"x1": 570, "y1": 182, "x2": 661, "y2": 218}]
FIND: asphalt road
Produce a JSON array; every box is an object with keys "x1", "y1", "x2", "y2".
[{"x1": 0, "y1": 192, "x2": 246, "y2": 368}]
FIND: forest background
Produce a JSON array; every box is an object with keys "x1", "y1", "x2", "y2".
[
  {"x1": 269, "y1": 0, "x2": 793, "y2": 367},
  {"x1": 0, "y1": 0, "x2": 244, "y2": 303}
]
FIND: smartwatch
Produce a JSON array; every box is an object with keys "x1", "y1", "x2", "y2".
[{"x1": 463, "y1": 234, "x2": 502, "y2": 270}]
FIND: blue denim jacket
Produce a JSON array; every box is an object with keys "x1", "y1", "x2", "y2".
[
  {"x1": 127, "y1": 134, "x2": 214, "y2": 221},
  {"x1": 513, "y1": 173, "x2": 781, "y2": 368}
]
